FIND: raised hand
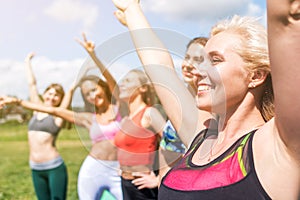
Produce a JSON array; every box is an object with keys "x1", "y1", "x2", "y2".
[
  {"x1": 25, "y1": 52, "x2": 35, "y2": 62},
  {"x1": 75, "y1": 32, "x2": 95, "y2": 54},
  {"x1": 111, "y1": 0, "x2": 140, "y2": 12},
  {"x1": 114, "y1": 10, "x2": 127, "y2": 26},
  {"x1": 0, "y1": 96, "x2": 20, "y2": 109}
]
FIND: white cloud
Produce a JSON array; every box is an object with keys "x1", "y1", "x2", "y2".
[
  {"x1": 24, "y1": 13, "x2": 38, "y2": 24},
  {"x1": 246, "y1": 2, "x2": 263, "y2": 16},
  {"x1": 44, "y1": 0, "x2": 99, "y2": 30},
  {"x1": 0, "y1": 55, "x2": 138, "y2": 107},
  {"x1": 142, "y1": 0, "x2": 264, "y2": 22},
  {"x1": 0, "y1": 57, "x2": 83, "y2": 100}
]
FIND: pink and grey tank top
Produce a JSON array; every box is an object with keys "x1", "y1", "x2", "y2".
[
  {"x1": 89, "y1": 106, "x2": 122, "y2": 144},
  {"x1": 158, "y1": 129, "x2": 272, "y2": 200}
]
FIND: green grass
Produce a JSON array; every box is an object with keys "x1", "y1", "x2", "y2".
[{"x1": 0, "y1": 121, "x2": 89, "y2": 200}]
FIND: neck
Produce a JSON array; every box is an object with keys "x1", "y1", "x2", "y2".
[
  {"x1": 217, "y1": 99, "x2": 265, "y2": 144},
  {"x1": 96, "y1": 102, "x2": 110, "y2": 114},
  {"x1": 128, "y1": 95, "x2": 147, "y2": 118}
]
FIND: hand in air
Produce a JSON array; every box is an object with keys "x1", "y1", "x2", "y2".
[
  {"x1": 0, "y1": 96, "x2": 18, "y2": 109},
  {"x1": 114, "y1": 10, "x2": 127, "y2": 26},
  {"x1": 75, "y1": 32, "x2": 95, "y2": 54},
  {"x1": 25, "y1": 52, "x2": 35, "y2": 62},
  {"x1": 111, "y1": 0, "x2": 140, "y2": 12}
]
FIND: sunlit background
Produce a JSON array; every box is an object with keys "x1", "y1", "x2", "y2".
[{"x1": 0, "y1": 0, "x2": 266, "y2": 106}]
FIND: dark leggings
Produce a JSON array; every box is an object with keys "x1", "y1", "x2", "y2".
[
  {"x1": 31, "y1": 163, "x2": 68, "y2": 200},
  {"x1": 121, "y1": 177, "x2": 158, "y2": 200}
]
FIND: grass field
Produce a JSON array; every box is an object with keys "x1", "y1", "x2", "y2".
[{"x1": 0, "y1": 121, "x2": 90, "y2": 200}]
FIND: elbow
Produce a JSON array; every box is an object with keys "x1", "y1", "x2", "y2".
[{"x1": 52, "y1": 107, "x2": 61, "y2": 117}]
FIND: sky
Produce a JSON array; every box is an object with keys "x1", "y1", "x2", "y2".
[{"x1": 0, "y1": 0, "x2": 266, "y2": 106}]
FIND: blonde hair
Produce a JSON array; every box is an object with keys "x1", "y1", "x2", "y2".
[{"x1": 211, "y1": 15, "x2": 274, "y2": 121}]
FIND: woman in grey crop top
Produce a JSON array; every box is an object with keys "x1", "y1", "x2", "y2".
[{"x1": 0, "y1": 52, "x2": 76, "y2": 200}]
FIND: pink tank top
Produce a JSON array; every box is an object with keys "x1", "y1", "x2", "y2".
[{"x1": 89, "y1": 106, "x2": 122, "y2": 144}]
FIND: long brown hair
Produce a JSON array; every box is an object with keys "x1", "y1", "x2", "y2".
[
  {"x1": 43, "y1": 83, "x2": 65, "y2": 106},
  {"x1": 78, "y1": 75, "x2": 113, "y2": 113}
]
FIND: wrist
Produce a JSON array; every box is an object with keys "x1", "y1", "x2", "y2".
[
  {"x1": 124, "y1": 1, "x2": 140, "y2": 14},
  {"x1": 15, "y1": 98, "x2": 22, "y2": 105}
]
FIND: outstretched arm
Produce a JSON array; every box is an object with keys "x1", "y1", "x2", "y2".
[
  {"x1": 25, "y1": 52, "x2": 42, "y2": 104},
  {"x1": 267, "y1": 0, "x2": 300, "y2": 160},
  {"x1": 75, "y1": 33, "x2": 120, "y2": 101},
  {"x1": 0, "y1": 96, "x2": 92, "y2": 128},
  {"x1": 111, "y1": 1, "x2": 213, "y2": 146}
]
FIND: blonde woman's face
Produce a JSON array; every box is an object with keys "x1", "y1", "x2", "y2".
[
  {"x1": 42, "y1": 88, "x2": 63, "y2": 107},
  {"x1": 192, "y1": 32, "x2": 250, "y2": 113}
]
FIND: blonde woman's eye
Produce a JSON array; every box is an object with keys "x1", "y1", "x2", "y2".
[{"x1": 211, "y1": 57, "x2": 222, "y2": 65}]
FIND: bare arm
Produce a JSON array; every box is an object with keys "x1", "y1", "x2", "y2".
[
  {"x1": 25, "y1": 52, "x2": 42, "y2": 104},
  {"x1": 75, "y1": 33, "x2": 120, "y2": 101},
  {"x1": 267, "y1": 0, "x2": 300, "y2": 160},
  {"x1": 59, "y1": 82, "x2": 76, "y2": 109},
  {"x1": 144, "y1": 107, "x2": 166, "y2": 135},
  {"x1": 111, "y1": 1, "x2": 213, "y2": 146},
  {"x1": 0, "y1": 96, "x2": 92, "y2": 128}
]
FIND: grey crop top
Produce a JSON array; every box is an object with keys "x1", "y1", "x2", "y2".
[{"x1": 28, "y1": 114, "x2": 61, "y2": 136}]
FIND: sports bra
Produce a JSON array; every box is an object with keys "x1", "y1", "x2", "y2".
[
  {"x1": 89, "y1": 106, "x2": 122, "y2": 144},
  {"x1": 28, "y1": 114, "x2": 60, "y2": 136},
  {"x1": 158, "y1": 129, "x2": 271, "y2": 200},
  {"x1": 114, "y1": 106, "x2": 158, "y2": 166},
  {"x1": 160, "y1": 120, "x2": 186, "y2": 154}
]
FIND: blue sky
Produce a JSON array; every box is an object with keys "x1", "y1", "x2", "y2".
[{"x1": 0, "y1": 0, "x2": 266, "y2": 105}]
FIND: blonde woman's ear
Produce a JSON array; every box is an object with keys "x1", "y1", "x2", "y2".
[
  {"x1": 249, "y1": 70, "x2": 268, "y2": 88},
  {"x1": 249, "y1": 82, "x2": 256, "y2": 88}
]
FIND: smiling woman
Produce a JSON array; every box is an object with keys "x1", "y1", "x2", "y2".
[
  {"x1": 15, "y1": 52, "x2": 76, "y2": 200},
  {"x1": 110, "y1": 0, "x2": 300, "y2": 199}
]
